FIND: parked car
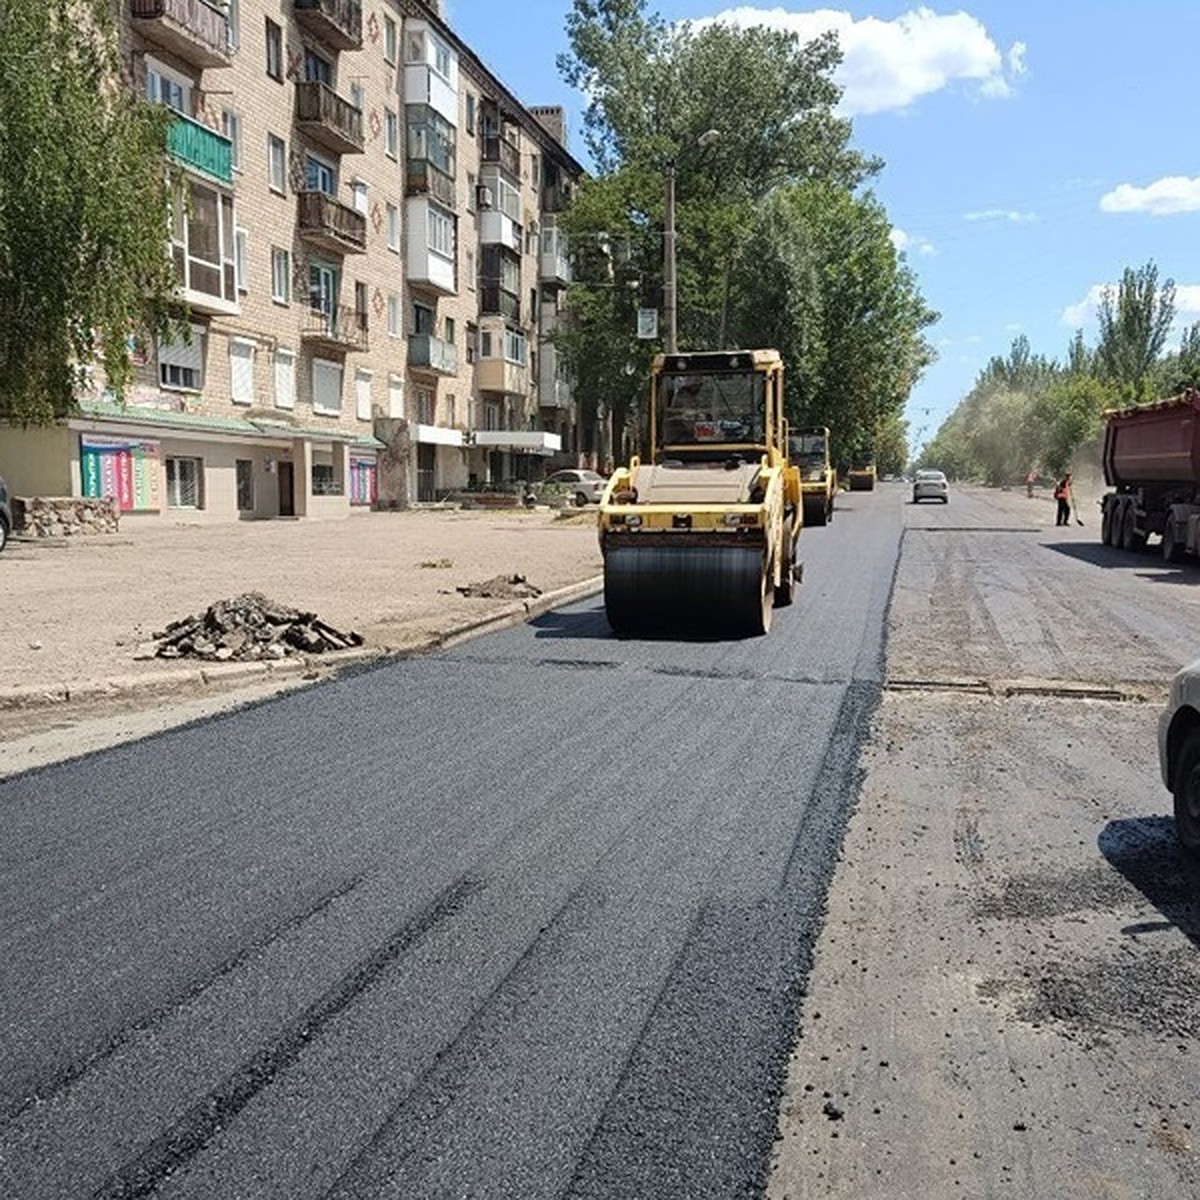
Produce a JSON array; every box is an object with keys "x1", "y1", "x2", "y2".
[
  {"x1": 0, "y1": 473, "x2": 11, "y2": 553},
  {"x1": 912, "y1": 469, "x2": 949, "y2": 504},
  {"x1": 1159, "y1": 659, "x2": 1200, "y2": 855},
  {"x1": 541, "y1": 469, "x2": 608, "y2": 507}
]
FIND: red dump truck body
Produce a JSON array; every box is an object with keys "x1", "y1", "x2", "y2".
[{"x1": 1101, "y1": 389, "x2": 1200, "y2": 558}]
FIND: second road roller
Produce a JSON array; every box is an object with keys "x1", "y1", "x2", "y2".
[{"x1": 598, "y1": 349, "x2": 803, "y2": 636}]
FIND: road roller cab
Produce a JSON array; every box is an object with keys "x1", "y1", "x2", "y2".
[{"x1": 599, "y1": 349, "x2": 802, "y2": 636}]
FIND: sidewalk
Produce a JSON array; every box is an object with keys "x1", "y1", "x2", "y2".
[{"x1": 1, "y1": 507, "x2": 604, "y2": 712}]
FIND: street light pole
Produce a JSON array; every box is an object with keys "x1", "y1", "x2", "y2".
[{"x1": 663, "y1": 161, "x2": 677, "y2": 354}]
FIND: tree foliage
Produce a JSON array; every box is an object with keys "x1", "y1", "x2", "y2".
[
  {"x1": 1095, "y1": 261, "x2": 1175, "y2": 403},
  {"x1": 0, "y1": 0, "x2": 182, "y2": 424}
]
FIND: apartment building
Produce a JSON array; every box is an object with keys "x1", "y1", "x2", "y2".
[{"x1": 0, "y1": 0, "x2": 584, "y2": 522}]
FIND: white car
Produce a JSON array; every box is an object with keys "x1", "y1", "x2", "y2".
[
  {"x1": 912, "y1": 469, "x2": 949, "y2": 504},
  {"x1": 1159, "y1": 660, "x2": 1200, "y2": 855},
  {"x1": 542, "y1": 469, "x2": 608, "y2": 507}
]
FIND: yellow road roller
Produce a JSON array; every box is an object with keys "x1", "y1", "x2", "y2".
[
  {"x1": 789, "y1": 426, "x2": 837, "y2": 525},
  {"x1": 598, "y1": 349, "x2": 802, "y2": 636}
]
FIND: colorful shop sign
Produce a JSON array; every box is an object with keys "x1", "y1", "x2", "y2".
[
  {"x1": 349, "y1": 456, "x2": 377, "y2": 506},
  {"x1": 81, "y1": 435, "x2": 162, "y2": 511}
]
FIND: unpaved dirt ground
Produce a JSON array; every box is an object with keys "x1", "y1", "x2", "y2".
[
  {"x1": 0, "y1": 507, "x2": 601, "y2": 777},
  {"x1": 770, "y1": 483, "x2": 1200, "y2": 1198}
]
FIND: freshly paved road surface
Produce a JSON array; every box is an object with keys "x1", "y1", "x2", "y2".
[{"x1": 0, "y1": 489, "x2": 899, "y2": 1199}]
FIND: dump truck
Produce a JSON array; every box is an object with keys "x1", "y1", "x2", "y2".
[
  {"x1": 598, "y1": 349, "x2": 803, "y2": 636},
  {"x1": 1100, "y1": 388, "x2": 1200, "y2": 561},
  {"x1": 788, "y1": 427, "x2": 837, "y2": 525},
  {"x1": 847, "y1": 463, "x2": 877, "y2": 491}
]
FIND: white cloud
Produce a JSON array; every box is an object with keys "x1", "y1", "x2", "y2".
[
  {"x1": 695, "y1": 6, "x2": 1024, "y2": 115},
  {"x1": 964, "y1": 209, "x2": 1037, "y2": 223},
  {"x1": 1099, "y1": 176, "x2": 1200, "y2": 216},
  {"x1": 890, "y1": 226, "x2": 936, "y2": 255},
  {"x1": 1061, "y1": 283, "x2": 1200, "y2": 328}
]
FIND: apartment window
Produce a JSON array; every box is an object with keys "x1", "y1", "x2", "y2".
[
  {"x1": 480, "y1": 330, "x2": 493, "y2": 358},
  {"x1": 349, "y1": 81, "x2": 364, "y2": 114},
  {"x1": 531, "y1": 154, "x2": 541, "y2": 188},
  {"x1": 274, "y1": 348, "x2": 296, "y2": 409},
  {"x1": 444, "y1": 317, "x2": 455, "y2": 345},
  {"x1": 166, "y1": 457, "x2": 203, "y2": 509},
  {"x1": 230, "y1": 338, "x2": 255, "y2": 404},
  {"x1": 312, "y1": 358, "x2": 343, "y2": 415},
  {"x1": 384, "y1": 15, "x2": 397, "y2": 64},
  {"x1": 236, "y1": 459, "x2": 253, "y2": 512},
  {"x1": 446, "y1": 394, "x2": 456, "y2": 426},
  {"x1": 405, "y1": 31, "x2": 424, "y2": 63},
  {"x1": 466, "y1": 250, "x2": 475, "y2": 291},
  {"x1": 466, "y1": 322, "x2": 477, "y2": 363},
  {"x1": 351, "y1": 180, "x2": 368, "y2": 215},
  {"x1": 428, "y1": 206, "x2": 453, "y2": 258},
  {"x1": 271, "y1": 247, "x2": 290, "y2": 303},
  {"x1": 304, "y1": 49, "x2": 332, "y2": 85},
  {"x1": 354, "y1": 280, "x2": 368, "y2": 325},
  {"x1": 465, "y1": 93, "x2": 476, "y2": 136},
  {"x1": 268, "y1": 134, "x2": 286, "y2": 194},
  {"x1": 433, "y1": 39, "x2": 452, "y2": 79},
  {"x1": 221, "y1": 108, "x2": 242, "y2": 171},
  {"x1": 226, "y1": 0, "x2": 240, "y2": 50},
  {"x1": 145, "y1": 58, "x2": 190, "y2": 112},
  {"x1": 505, "y1": 328, "x2": 526, "y2": 365},
  {"x1": 158, "y1": 328, "x2": 204, "y2": 391},
  {"x1": 387, "y1": 294, "x2": 400, "y2": 336},
  {"x1": 485, "y1": 400, "x2": 500, "y2": 430},
  {"x1": 386, "y1": 202, "x2": 400, "y2": 251},
  {"x1": 388, "y1": 373, "x2": 404, "y2": 418},
  {"x1": 305, "y1": 153, "x2": 336, "y2": 196},
  {"x1": 233, "y1": 228, "x2": 248, "y2": 294},
  {"x1": 265, "y1": 19, "x2": 283, "y2": 81},
  {"x1": 311, "y1": 461, "x2": 343, "y2": 495},
  {"x1": 415, "y1": 387, "x2": 434, "y2": 424},
  {"x1": 413, "y1": 302, "x2": 434, "y2": 336},
  {"x1": 356, "y1": 369, "x2": 373, "y2": 421},
  {"x1": 385, "y1": 109, "x2": 398, "y2": 158}
]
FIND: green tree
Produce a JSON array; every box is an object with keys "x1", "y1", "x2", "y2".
[
  {"x1": 0, "y1": 0, "x2": 182, "y2": 425},
  {"x1": 1096, "y1": 261, "x2": 1176, "y2": 403}
]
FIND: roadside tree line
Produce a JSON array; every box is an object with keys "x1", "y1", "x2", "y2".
[{"x1": 919, "y1": 261, "x2": 1193, "y2": 484}]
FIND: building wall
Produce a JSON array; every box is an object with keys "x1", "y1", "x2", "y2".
[{"x1": 0, "y1": 426, "x2": 74, "y2": 497}]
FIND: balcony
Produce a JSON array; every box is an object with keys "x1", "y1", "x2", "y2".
[
  {"x1": 167, "y1": 113, "x2": 233, "y2": 184},
  {"x1": 293, "y1": 0, "x2": 362, "y2": 51},
  {"x1": 406, "y1": 160, "x2": 456, "y2": 209},
  {"x1": 539, "y1": 344, "x2": 571, "y2": 409},
  {"x1": 131, "y1": 0, "x2": 231, "y2": 69},
  {"x1": 295, "y1": 81, "x2": 364, "y2": 155},
  {"x1": 301, "y1": 304, "x2": 368, "y2": 353},
  {"x1": 297, "y1": 190, "x2": 367, "y2": 255},
  {"x1": 475, "y1": 358, "x2": 530, "y2": 397},
  {"x1": 482, "y1": 135, "x2": 520, "y2": 178},
  {"x1": 479, "y1": 285, "x2": 520, "y2": 323},
  {"x1": 541, "y1": 181, "x2": 574, "y2": 214},
  {"x1": 479, "y1": 209, "x2": 522, "y2": 253},
  {"x1": 539, "y1": 231, "x2": 571, "y2": 286},
  {"x1": 408, "y1": 333, "x2": 458, "y2": 375}
]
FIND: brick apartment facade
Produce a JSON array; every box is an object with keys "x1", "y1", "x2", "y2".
[{"x1": 0, "y1": 0, "x2": 585, "y2": 523}]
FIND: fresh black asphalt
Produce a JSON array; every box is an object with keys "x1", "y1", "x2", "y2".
[{"x1": 0, "y1": 488, "x2": 903, "y2": 1199}]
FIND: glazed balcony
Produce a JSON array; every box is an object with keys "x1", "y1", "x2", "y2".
[
  {"x1": 541, "y1": 180, "x2": 574, "y2": 214},
  {"x1": 301, "y1": 304, "x2": 369, "y2": 353},
  {"x1": 406, "y1": 160, "x2": 456, "y2": 209},
  {"x1": 130, "y1": 0, "x2": 231, "y2": 69},
  {"x1": 167, "y1": 113, "x2": 233, "y2": 185},
  {"x1": 295, "y1": 80, "x2": 364, "y2": 156},
  {"x1": 408, "y1": 333, "x2": 458, "y2": 375},
  {"x1": 297, "y1": 190, "x2": 367, "y2": 255},
  {"x1": 293, "y1": 0, "x2": 362, "y2": 51},
  {"x1": 539, "y1": 228, "x2": 571, "y2": 286},
  {"x1": 479, "y1": 285, "x2": 520, "y2": 323},
  {"x1": 481, "y1": 134, "x2": 520, "y2": 178}
]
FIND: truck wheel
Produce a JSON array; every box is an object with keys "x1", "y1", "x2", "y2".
[
  {"x1": 1101, "y1": 501, "x2": 1114, "y2": 546},
  {"x1": 1173, "y1": 729, "x2": 1200, "y2": 858},
  {"x1": 1120, "y1": 504, "x2": 1146, "y2": 552},
  {"x1": 1163, "y1": 522, "x2": 1186, "y2": 563}
]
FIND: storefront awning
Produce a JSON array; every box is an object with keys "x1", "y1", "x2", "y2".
[
  {"x1": 471, "y1": 430, "x2": 562, "y2": 455},
  {"x1": 412, "y1": 423, "x2": 465, "y2": 447}
]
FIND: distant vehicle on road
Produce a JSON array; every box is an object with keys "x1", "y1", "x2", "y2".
[
  {"x1": 1159, "y1": 659, "x2": 1200, "y2": 855},
  {"x1": 912, "y1": 469, "x2": 949, "y2": 504},
  {"x1": 542, "y1": 469, "x2": 607, "y2": 507},
  {"x1": 0, "y1": 474, "x2": 11, "y2": 553}
]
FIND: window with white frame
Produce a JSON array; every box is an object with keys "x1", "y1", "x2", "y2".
[
  {"x1": 480, "y1": 329, "x2": 493, "y2": 358},
  {"x1": 222, "y1": 108, "x2": 242, "y2": 171},
  {"x1": 158, "y1": 327, "x2": 205, "y2": 391},
  {"x1": 466, "y1": 249, "x2": 475, "y2": 291},
  {"x1": 274, "y1": 347, "x2": 296, "y2": 409},
  {"x1": 271, "y1": 247, "x2": 290, "y2": 303},
  {"x1": 312, "y1": 358, "x2": 343, "y2": 415},
  {"x1": 349, "y1": 81, "x2": 364, "y2": 115},
  {"x1": 386, "y1": 201, "x2": 400, "y2": 250},
  {"x1": 504, "y1": 328, "x2": 527, "y2": 365},
  {"x1": 265, "y1": 18, "x2": 283, "y2": 81},
  {"x1": 384, "y1": 15, "x2": 397, "y2": 64},
  {"x1": 234, "y1": 228, "x2": 248, "y2": 294},
  {"x1": 355, "y1": 369, "x2": 372, "y2": 421},
  {"x1": 268, "y1": 134, "x2": 286, "y2": 194},
  {"x1": 351, "y1": 180, "x2": 368, "y2": 215},
  {"x1": 466, "y1": 322, "x2": 477, "y2": 363},
  {"x1": 385, "y1": 109, "x2": 398, "y2": 158},
  {"x1": 465, "y1": 94, "x2": 476, "y2": 136},
  {"x1": 166, "y1": 457, "x2": 203, "y2": 508},
  {"x1": 230, "y1": 338, "x2": 255, "y2": 404},
  {"x1": 433, "y1": 38, "x2": 452, "y2": 79},
  {"x1": 405, "y1": 30, "x2": 424, "y2": 62},
  {"x1": 387, "y1": 373, "x2": 404, "y2": 418},
  {"x1": 428, "y1": 206, "x2": 453, "y2": 258},
  {"x1": 496, "y1": 177, "x2": 521, "y2": 221},
  {"x1": 145, "y1": 58, "x2": 190, "y2": 112},
  {"x1": 171, "y1": 182, "x2": 237, "y2": 307},
  {"x1": 305, "y1": 153, "x2": 336, "y2": 196},
  {"x1": 311, "y1": 454, "x2": 343, "y2": 496},
  {"x1": 226, "y1": 0, "x2": 240, "y2": 50},
  {"x1": 387, "y1": 294, "x2": 400, "y2": 336}
]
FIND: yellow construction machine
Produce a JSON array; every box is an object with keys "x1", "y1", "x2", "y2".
[
  {"x1": 598, "y1": 349, "x2": 802, "y2": 636},
  {"x1": 789, "y1": 426, "x2": 837, "y2": 525},
  {"x1": 847, "y1": 463, "x2": 877, "y2": 491}
]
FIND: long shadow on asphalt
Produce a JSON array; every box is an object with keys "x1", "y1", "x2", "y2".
[
  {"x1": 1044, "y1": 541, "x2": 1200, "y2": 575},
  {"x1": 528, "y1": 605, "x2": 763, "y2": 644},
  {"x1": 1098, "y1": 816, "x2": 1200, "y2": 948}
]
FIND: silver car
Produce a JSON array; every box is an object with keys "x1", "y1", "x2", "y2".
[
  {"x1": 0, "y1": 474, "x2": 10, "y2": 553},
  {"x1": 1159, "y1": 659, "x2": 1200, "y2": 855},
  {"x1": 542, "y1": 469, "x2": 608, "y2": 507},
  {"x1": 912, "y1": 469, "x2": 949, "y2": 504}
]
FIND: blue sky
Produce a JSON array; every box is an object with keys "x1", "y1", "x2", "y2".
[{"x1": 443, "y1": 0, "x2": 1200, "y2": 454}]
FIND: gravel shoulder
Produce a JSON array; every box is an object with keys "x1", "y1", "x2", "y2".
[{"x1": 769, "y1": 483, "x2": 1200, "y2": 1198}]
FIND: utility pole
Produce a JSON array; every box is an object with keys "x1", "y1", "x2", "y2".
[{"x1": 663, "y1": 161, "x2": 677, "y2": 353}]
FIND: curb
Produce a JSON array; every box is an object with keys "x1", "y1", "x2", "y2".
[{"x1": 0, "y1": 575, "x2": 605, "y2": 716}]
